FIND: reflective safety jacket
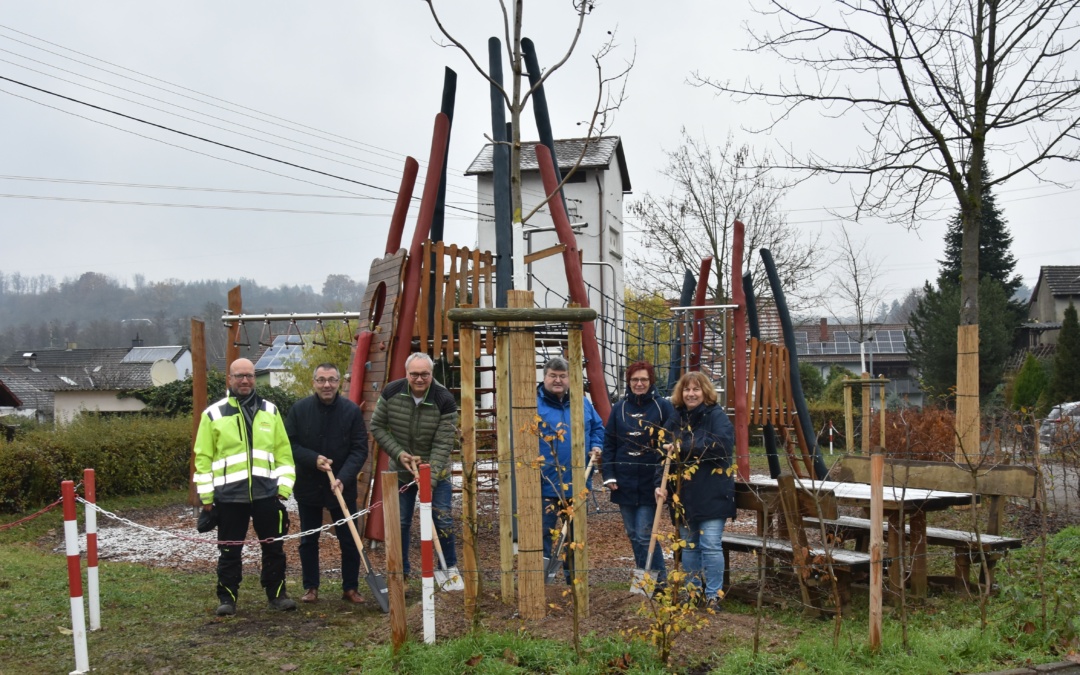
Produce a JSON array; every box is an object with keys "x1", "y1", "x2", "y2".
[{"x1": 193, "y1": 393, "x2": 295, "y2": 505}]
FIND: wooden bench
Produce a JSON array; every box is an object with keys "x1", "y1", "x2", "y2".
[
  {"x1": 830, "y1": 455, "x2": 1038, "y2": 536},
  {"x1": 723, "y1": 531, "x2": 872, "y2": 608},
  {"x1": 803, "y1": 515, "x2": 1022, "y2": 591}
]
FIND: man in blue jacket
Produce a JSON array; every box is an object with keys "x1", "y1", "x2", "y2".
[{"x1": 536, "y1": 357, "x2": 605, "y2": 582}]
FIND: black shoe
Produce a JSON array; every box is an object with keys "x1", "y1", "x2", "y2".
[
  {"x1": 215, "y1": 601, "x2": 236, "y2": 616},
  {"x1": 268, "y1": 595, "x2": 297, "y2": 611},
  {"x1": 705, "y1": 598, "x2": 724, "y2": 612}
]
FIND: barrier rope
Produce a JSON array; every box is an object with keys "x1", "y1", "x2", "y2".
[
  {"x1": 1, "y1": 480, "x2": 83, "y2": 532},
  {"x1": 0, "y1": 497, "x2": 63, "y2": 531},
  {"x1": 73, "y1": 479, "x2": 418, "y2": 547}
]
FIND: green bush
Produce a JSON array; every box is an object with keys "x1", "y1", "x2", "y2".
[
  {"x1": 0, "y1": 415, "x2": 190, "y2": 513},
  {"x1": 799, "y1": 362, "x2": 826, "y2": 401}
]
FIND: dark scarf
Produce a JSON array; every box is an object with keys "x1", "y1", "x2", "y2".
[{"x1": 237, "y1": 390, "x2": 259, "y2": 447}]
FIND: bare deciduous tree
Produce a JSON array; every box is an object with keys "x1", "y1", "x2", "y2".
[
  {"x1": 628, "y1": 130, "x2": 824, "y2": 310},
  {"x1": 693, "y1": 0, "x2": 1080, "y2": 447},
  {"x1": 424, "y1": 1, "x2": 633, "y2": 233},
  {"x1": 828, "y1": 225, "x2": 887, "y2": 372}
]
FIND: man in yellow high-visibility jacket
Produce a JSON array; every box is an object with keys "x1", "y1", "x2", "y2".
[{"x1": 193, "y1": 357, "x2": 296, "y2": 617}]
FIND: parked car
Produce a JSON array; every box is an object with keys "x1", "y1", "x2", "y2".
[{"x1": 1039, "y1": 401, "x2": 1080, "y2": 454}]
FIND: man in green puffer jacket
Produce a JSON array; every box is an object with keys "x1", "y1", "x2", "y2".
[{"x1": 370, "y1": 352, "x2": 458, "y2": 578}]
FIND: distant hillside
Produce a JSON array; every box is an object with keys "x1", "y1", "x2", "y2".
[{"x1": 0, "y1": 271, "x2": 365, "y2": 361}]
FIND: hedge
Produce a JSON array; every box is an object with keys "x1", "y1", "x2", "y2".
[{"x1": 0, "y1": 415, "x2": 191, "y2": 513}]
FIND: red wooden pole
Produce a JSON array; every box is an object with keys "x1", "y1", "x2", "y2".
[
  {"x1": 731, "y1": 221, "x2": 750, "y2": 481},
  {"x1": 689, "y1": 257, "x2": 713, "y2": 372},
  {"x1": 386, "y1": 157, "x2": 420, "y2": 254},
  {"x1": 390, "y1": 112, "x2": 450, "y2": 383},
  {"x1": 533, "y1": 143, "x2": 612, "y2": 422}
]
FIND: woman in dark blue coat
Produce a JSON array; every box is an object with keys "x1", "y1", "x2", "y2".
[
  {"x1": 601, "y1": 361, "x2": 677, "y2": 585},
  {"x1": 655, "y1": 371, "x2": 735, "y2": 608}
]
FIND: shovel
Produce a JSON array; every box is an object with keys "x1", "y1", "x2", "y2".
[
  {"x1": 544, "y1": 455, "x2": 597, "y2": 584},
  {"x1": 327, "y1": 470, "x2": 390, "y2": 613},
  {"x1": 640, "y1": 452, "x2": 673, "y2": 594},
  {"x1": 430, "y1": 528, "x2": 465, "y2": 592}
]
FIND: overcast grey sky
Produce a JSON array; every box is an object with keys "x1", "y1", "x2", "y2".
[{"x1": 0, "y1": 2, "x2": 1075, "y2": 313}]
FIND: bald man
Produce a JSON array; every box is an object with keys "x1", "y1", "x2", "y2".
[{"x1": 193, "y1": 358, "x2": 297, "y2": 616}]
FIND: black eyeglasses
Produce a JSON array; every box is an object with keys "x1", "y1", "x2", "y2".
[
  {"x1": 231, "y1": 373, "x2": 255, "y2": 380},
  {"x1": 314, "y1": 377, "x2": 340, "y2": 385}
]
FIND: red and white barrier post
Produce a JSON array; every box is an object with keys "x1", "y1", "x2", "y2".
[
  {"x1": 828, "y1": 420, "x2": 835, "y2": 455},
  {"x1": 84, "y1": 469, "x2": 100, "y2": 631},
  {"x1": 418, "y1": 464, "x2": 435, "y2": 644},
  {"x1": 62, "y1": 480, "x2": 89, "y2": 673}
]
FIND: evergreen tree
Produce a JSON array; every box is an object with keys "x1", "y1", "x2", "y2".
[
  {"x1": 908, "y1": 172, "x2": 1023, "y2": 403},
  {"x1": 1046, "y1": 302, "x2": 1080, "y2": 405},
  {"x1": 907, "y1": 277, "x2": 1014, "y2": 401},
  {"x1": 1011, "y1": 353, "x2": 1048, "y2": 411},
  {"x1": 938, "y1": 162, "x2": 1022, "y2": 298}
]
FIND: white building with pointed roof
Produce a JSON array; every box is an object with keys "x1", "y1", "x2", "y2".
[{"x1": 466, "y1": 136, "x2": 631, "y2": 391}]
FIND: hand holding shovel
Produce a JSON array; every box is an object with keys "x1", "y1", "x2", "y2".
[{"x1": 327, "y1": 469, "x2": 390, "y2": 613}]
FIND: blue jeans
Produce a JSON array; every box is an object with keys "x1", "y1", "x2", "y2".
[
  {"x1": 680, "y1": 519, "x2": 726, "y2": 599},
  {"x1": 619, "y1": 503, "x2": 666, "y2": 582},
  {"x1": 297, "y1": 498, "x2": 360, "y2": 592},
  {"x1": 399, "y1": 479, "x2": 456, "y2": 576}
]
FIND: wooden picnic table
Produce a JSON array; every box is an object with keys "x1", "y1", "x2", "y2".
[{"x1": 740, "y1": 476, "x2": 977, "y2": 599}]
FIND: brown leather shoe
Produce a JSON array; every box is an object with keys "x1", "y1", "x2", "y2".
[
  {"x1": 341, "y1": 589, "x2": 365, "y2": 604},
  {"x1": 300, "y1": 588, "x2": 318, "y2": 604}
]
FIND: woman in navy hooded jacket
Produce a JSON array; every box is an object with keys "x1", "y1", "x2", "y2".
[
  {"x1": 536, "y1": 357, "x2": 605, "y2": 579},
  {"x1": 655, "y1": 371, "x2": 735, "y2": 607},
  {"x1": 601, "y1": 361, "x2": 676, "y2": 584}
]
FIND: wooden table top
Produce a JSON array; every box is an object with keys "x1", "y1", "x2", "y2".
[{"x1": 740, "y1": 476, "x2": 976, "y2": 511}]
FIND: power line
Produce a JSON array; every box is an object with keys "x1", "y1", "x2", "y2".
[
  {"x1": 0, "y1": 25, "x2": 561, "y2": 206},
  {"x1": 0, "y1": 50, "x2": 432, "y2": 190},
  {"x1": 0, "y1": 174, "x2": 393, "y2": 201},
  {"x1": 0, "y1": 74, "x2": 487, "y2": 219},
  {"x1": 0, "y1": 192, "x2": 468, "y2": 218}
]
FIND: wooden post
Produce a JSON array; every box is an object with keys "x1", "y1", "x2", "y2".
[
  {"x1": 508, "y1": 290, "x2": 544, "y2": 619},
  {"x1": 987, "y1": 428, "x2": 1004, "y2": 535},
  {"x1": 955, "y1": 324, "x2": 980, "y2": 462},
  {"x1": 844, "y1": 383, "x2": 855, "y2": 454},
  {"x1": 776, "y1": 474, "x2": 817, "y2": 617},
  {"x1": 861, "y1": 373, "x2": 872, "y2": 455},
  {"x1": 879, "y1": 375, "x2": 887, "y2": 449},
  {"x1": 909, "y1": 510, "x2": 928, "y2": 598},
  {"x1": 868, "y1": 452, "x2": 883, "y2": 651},
  {"x1": 189, "y1": 319, "x2": 208, "y2": 507},
  {"x1": 381, "y1": 471, "x2": 407, "y2": 652},
  {"x1": 886, "y1": 509, "x2": 904, "y2": 604},
  {"x1": 226, "y1": 285, "x2": 242, "y2": 372},
  {"x1": 495, "y1": 328, "x2": 515, "y2": 602},
  {"x1": 459, "y1": 322, "x2": 480, "y2": 622},
  {"x1": 568, "y1": 324, "x2": 588, "y2": 617}
]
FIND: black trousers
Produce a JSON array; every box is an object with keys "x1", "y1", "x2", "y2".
[{"x1": 215, "y1": 497, "x2": 287, "y2": 604}]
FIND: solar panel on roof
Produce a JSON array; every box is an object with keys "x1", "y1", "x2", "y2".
[{"x1": 254, "y1": 334, "x2": 304, "y2": 371}]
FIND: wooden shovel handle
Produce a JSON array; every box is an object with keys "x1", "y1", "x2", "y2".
[
  {"x1": 327, "y1": 469, "x2": 371, "y2": 574},
  {"x1": 645, "y1": 453, "x2": 673, "y2": 574}
]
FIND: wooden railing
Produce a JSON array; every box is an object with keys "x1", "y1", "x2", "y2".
[
  {"x1": 747, "y1": 336, "x2": 796, "y2": 428},
  {"x1": 413, "y1": 240, "x2": 497, "y2": 361}
]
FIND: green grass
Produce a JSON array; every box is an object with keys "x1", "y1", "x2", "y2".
[{"x1": 1, "y1": 490, "x2": 1078, "y2": 674}]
